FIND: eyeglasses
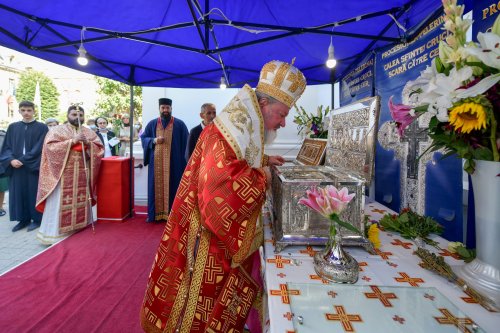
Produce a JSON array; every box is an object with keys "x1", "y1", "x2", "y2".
[{"x1": 97, "y1": 122, "x2": 107, "y2": 125}]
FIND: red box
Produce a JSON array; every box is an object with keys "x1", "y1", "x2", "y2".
[{"x1": 96, "y1": 156, "x2": 133, "y2": 222}]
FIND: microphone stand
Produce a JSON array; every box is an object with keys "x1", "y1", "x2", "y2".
[{"x1": 77, "y1": 115, "x2": 95, "y2": 233}]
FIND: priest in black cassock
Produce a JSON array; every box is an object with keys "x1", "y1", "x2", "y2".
[
  {"x1": 0, "y1": 101, "x2": 48, "y2": 232},
  {"x1": 141, "y1": 98, "x2": 188, "y2": 222}
]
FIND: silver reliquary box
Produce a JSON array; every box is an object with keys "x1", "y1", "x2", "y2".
[{"x1": 271, "y1": 96, "x2": 380, "y2": 253}]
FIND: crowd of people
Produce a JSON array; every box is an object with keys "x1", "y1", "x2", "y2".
[
  {"x1": 0, "y1": 59, "x2": 304, "y2": 333},
  {"x1": 0, "y1": 103, "x2": 143, "y2": 236}
]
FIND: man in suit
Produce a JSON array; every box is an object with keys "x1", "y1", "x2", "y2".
[{"x1": 185, "y1": 103, "x2": 216, "y2": 160}]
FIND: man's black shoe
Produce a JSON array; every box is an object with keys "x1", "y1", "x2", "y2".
[
  {"x1": 12, "y1": 221, "x2": 29, "y2": 232},
  {"x1": 27, "y1": 222, "x2": 40, "y2": 232}
]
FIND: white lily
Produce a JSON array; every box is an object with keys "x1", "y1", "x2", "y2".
[
  {"x1": 407, "y1": 59, "x2": 439, "y2": 90},
  {"x1": 447, "y1": 47, "x2": 469, "y2": 64},
  {"x1": 439, "y1": 41, "x2": 454, "y2": 65},
  {"x1": 464, "y1": 32, "x2": 500, "y2": 70},
  {"x1": 456, "y1": 73, "x2": 500, "y2": 99},
  {"x1": 418, "y1": 67, "x2": 474, "y2": 120}
]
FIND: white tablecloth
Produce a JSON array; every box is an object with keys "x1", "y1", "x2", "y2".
[{"x1": 262, "y1": 199, "x2": 500, "y2": 333}]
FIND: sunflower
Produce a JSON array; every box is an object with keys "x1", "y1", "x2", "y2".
[{"x1": 448, "y1": 101, "x2": 488, "y2": 134}]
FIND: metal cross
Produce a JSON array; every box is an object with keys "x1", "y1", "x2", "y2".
[{"x1": 401, "y1": 121, "x2": 429, "y2": 179}]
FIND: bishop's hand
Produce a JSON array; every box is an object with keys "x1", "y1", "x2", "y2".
[{"x1": 268, "y1": 155, "x2": 285, "y2": 167}]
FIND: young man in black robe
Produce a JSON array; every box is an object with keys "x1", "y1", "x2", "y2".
[{"x1": 0, "y1": 101, "x2": 48, "y2": 232}]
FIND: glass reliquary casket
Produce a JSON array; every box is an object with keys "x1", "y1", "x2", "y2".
[{"x1": 270, "y1": 96, "x2": 380, "y2": 253}]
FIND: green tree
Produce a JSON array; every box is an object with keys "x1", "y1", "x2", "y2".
[
  {"x1": 16, "y1": 69, "x2": 60, "y2": 121},
  {"x1": 93, "y1": 77, "x2": 142, "y2": 132}
]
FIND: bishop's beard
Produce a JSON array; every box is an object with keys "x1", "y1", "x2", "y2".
[{"x1": 264, "y1": 129, "x2": 277, "y2": 145}]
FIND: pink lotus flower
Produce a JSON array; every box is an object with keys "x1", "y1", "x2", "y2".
[
  {"x1": 388, "y1": 96, "x2": 418, "y2": 137},
  {"x1": 299, "y1": 185, "x2": 361, "y2": 237},
  {"x1": 298, "y1": 185, "x2": 355, "y2": 217}
]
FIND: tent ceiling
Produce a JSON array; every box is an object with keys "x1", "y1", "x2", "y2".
[{"x1": 0, "y1": 0, "x2": 441, "y2": 88}]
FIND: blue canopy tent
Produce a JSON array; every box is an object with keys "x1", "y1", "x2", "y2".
[
  {"x1": 0, "y1": 0, "x2": 443, "y2": 88},
  {"x1": 0, "y1": 0, "x2": 445, "y2": 217}
]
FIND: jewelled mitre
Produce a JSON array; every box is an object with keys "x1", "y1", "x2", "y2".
[{"x1": 255, "y1": 60, "x2": 307, "y2": 108}]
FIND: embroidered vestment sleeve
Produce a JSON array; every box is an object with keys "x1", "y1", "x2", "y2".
[{"x1": 198, "y1": 132, "x2": 267, "y2": 264}]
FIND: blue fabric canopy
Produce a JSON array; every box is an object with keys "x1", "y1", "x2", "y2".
[{"x1": 0, "y1": 0, "x2": 442, "y2": 88}]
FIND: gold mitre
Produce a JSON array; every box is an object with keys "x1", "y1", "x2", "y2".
[{"x1": 255, "y1": 60, "x2": 307, "y2": 108}]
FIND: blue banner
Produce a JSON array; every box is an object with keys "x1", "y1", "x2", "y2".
[
  {"x1": 339, "y1": 53, "x2": 374, "y2": 106},
  {"x1": 473, "y1": 0, "x2": 500, "y2": 37},
  {"x1": 374, "y1": 11, "x2": 463, "y2": 241}
]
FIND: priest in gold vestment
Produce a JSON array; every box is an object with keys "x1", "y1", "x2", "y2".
[
  {"x1": 36, "y1": 105, "x2": 104, "y2": 245},
  {"x1": 140, "y1": 60, "x2": 306, "y2": 333}
]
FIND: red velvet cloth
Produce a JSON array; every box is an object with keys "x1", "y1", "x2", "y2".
[
  {"x1": 96, "y1": 157, "x2": 132, "y2": 221},
  {"x1": 0, "y1": 216, "x2": 163, "y2": 333}
]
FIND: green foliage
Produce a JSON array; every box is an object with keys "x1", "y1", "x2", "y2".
[
  {"x1": 15, "y1": 69, "x2": 60, "y2": 121},
  {"x1": 379, "y1": 208, "x2": 443, "y2": 243},
  {"x1": 93, "y1": 77, "x2": 142, "y2": 127},
  {"x1": 455, "y1": 245, "x2": 476, "y2": 263},
  {"x1": 330, "y1": 213, "x2": 362, "y2": 235},
  {"x1": 448, "y1": 242, "x2": 477, "y2": 262}
]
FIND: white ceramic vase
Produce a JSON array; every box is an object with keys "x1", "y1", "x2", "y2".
[{"x1": 455, "y1": 160, "x2": 500, "y2": 311}]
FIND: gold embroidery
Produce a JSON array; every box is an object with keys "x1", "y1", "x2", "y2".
[
  {"x1": 260, "y1": 62, "x2": 277, "y2": 80},
  {"x1": 231, "y1": 199, "x2": 261, "y2": 267},
  {"x1": 214, "y1": 85, "x2": 264, "y2": 167},
  {"x1": 227, "y1": 293, "x2": 242, "y2": 316},
  {"x1": 254, "y1": 82, "x2": 294, "y2": 107},
  {"x1": 255, "y1": 60, "x2": 307, "y2": 108},
  {"x1": 226, "y1": 100, "x2": 248, "y2": 135},
  {"x1": 245, "y1": 140, "x2": 259, "y2": 166},
  {"x1": 272, "y1": 61, "x2": 291, "y2": 87},
  {"x1": 213, "y1": 118, "x2": 242, "y2": 160},
  {"x1": 262, "y1": 154, "x2": 269, "y2": 167},
  {"x1": 287, "y1": 71, "x2": 306, "y2": 93},
  {"x1": 154, "y1": 117, "x2": 174, "y2": 220},
  {"x1": 179, "y1": 227, "x2": 210, "y2": 332}
]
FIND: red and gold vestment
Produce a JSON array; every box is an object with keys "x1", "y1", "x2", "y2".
[
  {"x1": 141, "y1": 85, "x2": 267, "y2": 333},
  {"x1": 36, "y1": 123, "x2": 103, "y2": 233}
]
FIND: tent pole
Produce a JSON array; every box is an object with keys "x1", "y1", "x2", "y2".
[{"x1": 129, "y1": 84, "x2": 135, "y2": 218}]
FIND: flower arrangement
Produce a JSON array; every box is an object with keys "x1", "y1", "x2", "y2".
[
  {"x1": 293, "y1": 105, "x2": 331, "y2": 139},
  {"x1": 388, "y1": 0, "x2": 500, "y2": 174},
  {"x1": 298, "y1": 185, "x2": 360, "y2": 241}
]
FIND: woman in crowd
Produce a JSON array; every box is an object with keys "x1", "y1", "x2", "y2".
[
  {"x1": 96, "y1": 117, "x2": 118, "y2": 157},
  {"x1": 118, "y1": 114, "x2": 138, "y2": 156}
]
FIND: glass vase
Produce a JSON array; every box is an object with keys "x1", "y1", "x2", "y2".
[{"x1": 313, "y1": 230, "x2": 359, "y2": 284}]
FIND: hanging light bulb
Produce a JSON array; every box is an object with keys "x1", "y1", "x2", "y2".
[
  {"x1": 326, "y1": 40, "x2": 337, "y2": 69},
  {"x1": 77, "y1": 27, "x2": 88, "y2": 66},
  {"x1": 77, "y1": 44, "x2": 88, "y2": 66},
  {"x1": 220, "y1": 76, "x2": 227, "y2": 89}
]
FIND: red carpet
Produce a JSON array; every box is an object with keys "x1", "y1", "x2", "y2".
[
  {"x1": 0, "y1": 215, "x2": 164, "y2": 333},
  {"x1": 134, "y1": 205, "x2": 148, "y2": 215}
]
